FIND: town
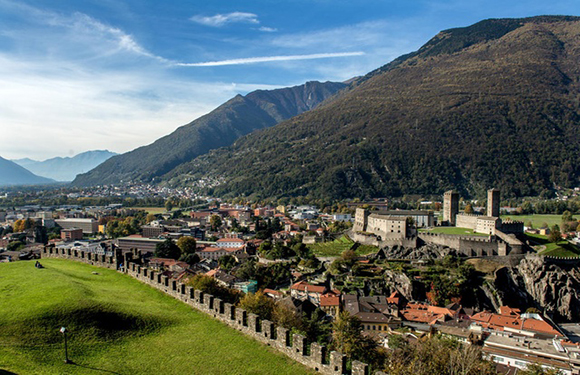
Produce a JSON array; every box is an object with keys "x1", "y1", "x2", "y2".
[{"x1": 2, "y1": 188, "x2": 580, "y2": 375}]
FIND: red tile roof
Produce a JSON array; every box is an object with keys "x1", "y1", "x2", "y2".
[
  {"x1": 290, "y1": 280, "x2": 326, "y2": 294},
  {"x1": 320, "y1": 293, "x2": 340, "y2": 306}
]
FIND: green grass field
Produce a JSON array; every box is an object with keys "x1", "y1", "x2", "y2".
[
  {"x1": 308, "y1": 235, "x2": 377, "y2": 257},
  {"x1": 419, "y1": 227, "x2": 489, "y2": 236},
  {"x1": 525, "y1": 233, "x2": 580, "y2": 258},
  {"x1": 500, "y1": 214, "x2": 563, "y2": 228},
  {"x1": 0, "y1": 259, "x2": 312, "y2": 375}
]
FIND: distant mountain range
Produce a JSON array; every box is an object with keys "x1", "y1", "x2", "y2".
[
  {"x1": 160, "y1": 16, "x2": 580, "y2": 200},
  {"x1": 72, "y1": 81, "x2": 346, "y2": 186},
  {"x1": 13, "y1": 150, "x2": 117, "y2": 182},
  {"x1": 0, "y1": 157, "x2": 54, "y2": 186}
]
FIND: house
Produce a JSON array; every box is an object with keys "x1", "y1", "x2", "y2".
[
  {"x1": 483, "y1": 332, "x2": 575, "y2": 374},
  {"x1": 197, "y1": 245, "x2": 245, "y2": 260},
  {"x1": 470, "y1": 307, "x2": 562, "y2": 339},
  {"x1": 148, "y1": 258, "x2": 189, "y2": 273},
  {"x1": 343, "y1": 294, "x2": 402, "y2": 332},
  {"x1": 320, "y1": 293, "x2": 341, "y2": 318},
  {"x1": 290, "y1": 281, "x2": 327, "y2": 304}
]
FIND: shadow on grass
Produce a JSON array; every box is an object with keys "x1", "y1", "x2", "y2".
[
  {"x1": 71, "y1": 362, "x2": 122, "y2": 375},
  {"x1": 0, "y1": 370, "x2": 18, "y2": 375}
]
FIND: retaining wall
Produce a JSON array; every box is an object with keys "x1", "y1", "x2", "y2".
[{"x1": 41, "y1": 246, "x2": 375, "y2": 375}]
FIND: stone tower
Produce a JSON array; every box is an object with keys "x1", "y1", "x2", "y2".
[
  {"x1": 443, "y1": 190, "x2": 459, "y2": 225},
  {"x1": 487, "y1": 188, "x2": 500, "y2": 218}
]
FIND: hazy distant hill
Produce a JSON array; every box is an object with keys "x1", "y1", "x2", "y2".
[
  {"x1": 165, "y1": 16, "x2": 580, "y2": 200},
  {"x1": 72, "y1": 81, "x2": 346, "y2": 186},
  {"x1": 0, "y1": 157, "x2": 54, "y2": 186},
  {"x1": 14, "y1": 150, "x2": 117, "y2": 182}
]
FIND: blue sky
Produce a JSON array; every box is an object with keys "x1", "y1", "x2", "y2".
[{"x1": 0, "y1": 0, "x2": 577, "y2": 160}]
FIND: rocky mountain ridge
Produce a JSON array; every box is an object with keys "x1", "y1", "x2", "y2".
[{"x1": 72, "y1": 81, "x2": 346, "y2": 186}]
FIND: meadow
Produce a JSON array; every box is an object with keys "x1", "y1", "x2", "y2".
[
  {"x1": 500, "y1": 214, "x2": 563, "y2": 228},
  {"x1": 0, "y1": 259, "x2": 312, "y2": 375},
  {"x1": 308, "y1": 235, "x2": 377, "y2": 257}
]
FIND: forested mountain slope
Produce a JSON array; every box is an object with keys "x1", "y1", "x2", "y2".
[
  {"x1": 166, "y1": 16, "x2": 580, "y2": 200},
  {"x1": 72, "y1": 81, "x2": 346, "y2": 186}
]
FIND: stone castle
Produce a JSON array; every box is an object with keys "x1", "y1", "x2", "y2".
[{"x1": 353, "y1": 188, "x2": 524, "y2": 257}]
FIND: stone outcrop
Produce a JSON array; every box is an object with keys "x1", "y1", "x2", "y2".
[
  {"x1": 376, "y1": 243, "x2": 458, "y2": 260},
  {"x1": 494, "y1": 255, "x2": 580, "y2": 322}
]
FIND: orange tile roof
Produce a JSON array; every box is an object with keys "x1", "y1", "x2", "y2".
[
  {"x1": 320, "y1": 293, "x2": 340, "y2": 306},
  {"x1": 470, "y1": 309, "x2": 561, "y2": 337},
  {"x1": 290, "y1": 280, "x2": 326, "y2": 294}
]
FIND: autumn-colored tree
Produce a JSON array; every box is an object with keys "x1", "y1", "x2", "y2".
[{"x1": 238, "y1": 291, "x2": 275, "y2": 321}]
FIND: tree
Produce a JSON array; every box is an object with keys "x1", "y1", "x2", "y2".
[
  {"x1": 210, "y1": 215, "x2": 222, "y2": 231},
  {"x1": 155, "y1": 239, "x2": 181, "y2": 259},
  {"x1": 548, "y1": 230, "x2": 562, "y2": 243},
  {"x1": 237, "y1": 291, "x2": 275, "y2": 321},
  {"x1": 332, "y1": 311, "x2": 381, "y2": 366},
  {"x1": 146, "y1": 213, "x2": 157, "y2": 223},
  {"x1": 218, "y1": 255, "x2": 237, "y2": 271},
  {"x1": 165, "y1": 199, "x2": 174, "y2": 212},
  {"x1": 464, "y1": 204, "x2": 474, "y2": 214},
  {"x1": 177, "y1": 236, "x2": 197, "y2": 255},
  {"x1": 562, "y1": 210, "x2": 574, "y2": 223},
  {"x1": 180, "y1": 253, "x2": 200, "y2": 265}
]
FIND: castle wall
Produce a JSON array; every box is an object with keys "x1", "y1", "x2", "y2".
[
  {"x1": 42, "y1": 244, "x2": 119, "y2": 269},
  {"x1": 455, "y1": 214, "x2": 478, "y2": 230},
  {"x1": 418, "y1": 233, "x2": 511, "y2": 257},
  {"x1": 351, "y1": 232, "x2": 417, "y2": 248},
  {"x1": 40, "y1": 246, "x2": 372, "y2": 375}
]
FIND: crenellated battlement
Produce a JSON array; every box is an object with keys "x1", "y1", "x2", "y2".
[{"x1": 40, "y1": 246, "x2": 369, "y2": 375}]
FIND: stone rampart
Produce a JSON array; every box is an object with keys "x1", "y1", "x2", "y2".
[
  {"x1": 418, "y1": 233, "x2": 512, "y2": 257},
  {"x1": 40, "y1": 246, "x2": 372, "y2": 375},
  {"x1": 351, "y1": 231, "x2": 416, "y2": 248},
  {"x1": 41, "y1": 244, "x2": 120, "y2": 270}
]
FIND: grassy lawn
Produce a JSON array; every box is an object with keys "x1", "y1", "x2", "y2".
[
  {"x1": 0, "y1": 259, "x2": 312, "y2": 375},
  {"x1": 500, "y1": 214, "x2": 562, "y2": 228},
  {"x1": 525, "y1": 233, "x2": 580, "y2": 258},
  {"x1": 308, "y1": 235, "x2": 377, "y2": 257},
  {"x1": 419, "y1": 227, "x2": 489, "y2": 236}
]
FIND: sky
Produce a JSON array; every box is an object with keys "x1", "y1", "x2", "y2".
[{"x1": 0, "y1": 0, "x2": 578, "y2": 160}]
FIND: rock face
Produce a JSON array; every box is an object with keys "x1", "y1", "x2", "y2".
[
  {"x1": 377, "y1": 244, "x2": 458, "y2": 260},
  {"x1": 494, "y1": 255, "x2": 580, "y2": 322}
]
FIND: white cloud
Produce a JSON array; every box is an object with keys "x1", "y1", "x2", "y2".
[
  {"x1": 176, "y1": 52, "x2": 365, "y2": 67},
  {"x1": 190, "y1": 12, "x2": 259, "y2": 27},
  {"x1": 259, "y1": 26, "x2": 277, "y2": 32}
]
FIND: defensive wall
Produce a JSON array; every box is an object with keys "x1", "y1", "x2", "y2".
[
  {"x1": 350, "y1": 231, "x2": 417, "y2": 248},
  {"x1": 41, "y1": 245, "x2": 383, "y2": 375},
  {"x1": 417, "y1": 233, "x2": 510, "y2": 257},
  {"x1": 42, "y1": 243, "x2": 120, "y2": 269}
]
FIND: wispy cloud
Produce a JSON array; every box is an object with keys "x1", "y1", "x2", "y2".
[
  {"x1": 176, "y1": 52, "x2": 365, "y2": 67},
  {"x1": 190, "y1": 12, "x2": 259, "y2": 27},
  {"x1": 259, "y1": 26, "x2": 277, "y2": 32}
]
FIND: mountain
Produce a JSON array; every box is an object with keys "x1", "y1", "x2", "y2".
[
  {"x1": 164, "y1": 16, "x2": 580, "y2": 200},
  {"x1": 72, "y1": 81, "x2": 347, "y2": 186},
  {"x1": 0, "y1": 157, "x2": 54, "y2": 186},
  {"x1": 13, "y1": 150, "x2": 117, "y2": 182}
]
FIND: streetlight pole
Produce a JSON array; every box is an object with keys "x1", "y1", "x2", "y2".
[{"x1": 60, "y1": 327, "x2": 71, "y2": 364}]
